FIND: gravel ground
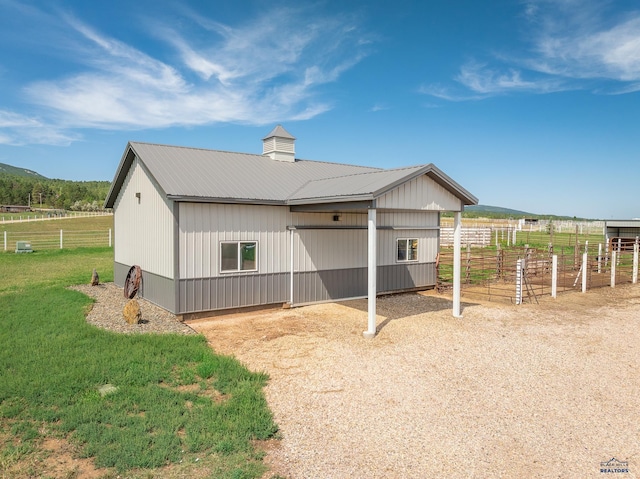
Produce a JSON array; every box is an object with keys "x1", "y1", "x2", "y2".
[
  {"x1": 70, "y1": 282, "x2": 195, "y2": 335},
  {"x1": 188, "y1": 285, "x2": 640, "y2": 479}
]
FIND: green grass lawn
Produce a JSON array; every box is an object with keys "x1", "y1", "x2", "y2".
[
  {"x1": 1, "y1": 214, "x2": 113, "y2": 234},
  {"x1": 0, "y1": 247, "x2": 278, "y2": 478}
]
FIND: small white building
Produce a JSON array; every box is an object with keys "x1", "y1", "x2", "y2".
[
  {"x1": 605, "y1": 220, "x2": 640, "y2": 251},
  {"x1": 105, "y1": 126, "x2": 477, "y2": 332}
]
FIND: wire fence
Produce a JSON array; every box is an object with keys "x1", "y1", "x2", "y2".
[
  {"x1": 437, "y1": 243, "x2": 639, "y2": 304},
  {"x1": 3, "y1": 229, "x2": 113, "y2": 251},
  {"x1": 440, "y1": 226, "x2": 606, "y2": 250}
]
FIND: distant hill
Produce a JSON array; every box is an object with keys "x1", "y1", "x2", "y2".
[
  {"x1": 461, "y1": 204, "x2": 588, "y2": 221},
  {"x1": 465, "y1": 204, "x2": 533, "y2": 217},
  {"x1": 0, "y1": 162, "x2": 48, "y2": 179},
  {"x1": 0, "y1": 161, "x2": 109, "y2": 210}
]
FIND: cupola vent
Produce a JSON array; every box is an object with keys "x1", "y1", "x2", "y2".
[{"x1": 262, "y1": 125, "x2": 296, "y2": 162}]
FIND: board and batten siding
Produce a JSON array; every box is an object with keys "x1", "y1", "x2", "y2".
[
  {"x1": 113, "y1": 157, "x2": 174, "y2": 279},
  {"x1": 178, "y1": 203, "x2": 290, "y2": 279},
  {"x1": 376, "y1": 175, "x2": 463, "y2": 211},
  {"x1": 291, "y1": 211, "x2": 439, "y2": 271}
]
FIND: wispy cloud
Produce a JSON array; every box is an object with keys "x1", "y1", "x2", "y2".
[
  {"x1": 0, "y1": 3, "x2": 371, "y2": 144},
  {"x1": 0, "y1": 110, "x2": 79, "y2": 146},
  {"x1": 369, "y1": 103, "x2": 390, "y2": 112},
  {"x1": 422, "y1": 0, "x2": 640, "y2": 100}
]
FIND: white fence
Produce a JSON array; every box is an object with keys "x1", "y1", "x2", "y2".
[
  {"x1": 3, "y1": 229, "x2": 112, "y2": 251},
  {"x1": 440, "y1": 227, "x2": 494, "y2": 247},
  {"x1": 0, "y1": 211, "x2": 112, "y2": 224}
]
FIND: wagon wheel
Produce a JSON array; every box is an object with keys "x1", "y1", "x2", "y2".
[{"x1": 124, "y1": 265, "x2": 142, "y2": 299}]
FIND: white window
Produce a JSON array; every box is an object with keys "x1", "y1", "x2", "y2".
[
  {"x1": 220, "y1": 241, "x2": 257, "y2": 272},
  {"x1": 397, "y1": 238, "x2": 418, "y2": 262}
]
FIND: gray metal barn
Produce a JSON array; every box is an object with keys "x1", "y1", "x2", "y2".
[
  {"x1": 605, "y1": 220, "x2": 640, "y2": 250},
  {"x1": 105, "y1": 126, "x2": 477, "y2": 331}
]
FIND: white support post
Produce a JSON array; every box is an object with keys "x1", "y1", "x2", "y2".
[
  {"x1": 633, "y1": 244, "x2": 638, "y2": 285},
  {"x1": 512, "y1": 228, "x2": 517, "y2": 245},
  {"x1": 611, "y1": 251, "x2": 617, "y2": 288},
  {"x1": 290, "y1": 228, "x2": 295, "y2": 306},
  {"x1": 363, "y1": 208, "x2": 377, "y2": 338},
  {"x1": 551, "y1": 254, "x2": 558, "y2": 298},
  {"x1": 60, "y1": 229, "x2": 63, "y2": 249},
  {"x1": 581, "y1": 252, "x2": 588, "y2": 293},
  {"x1": 453, "y1": 211, "x2": 462, "y2": 318},
  {"x1": 515, "y1": 259, "x2": 523, "y2": 305},
  {"x1": 109, "y1": 228, "x2": 112, "y2": 248}
]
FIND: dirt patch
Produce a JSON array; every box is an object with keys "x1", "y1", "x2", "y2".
[
  {"x1": 188, "y1": 285, "x2": 640, "y2": 479},
  {"x1": 39, "y1": 437, "x2": 106, "y2": 479}
]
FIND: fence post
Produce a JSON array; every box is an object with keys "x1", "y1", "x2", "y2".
[
  {"x1": 109, "y1": 228, "x2": 112, "y2": 247},
  {"x1": 515, "y1": 259, "x2": 523, "y2": 305},
  {"x1": 632, "y1": 242, "x2": 638, "y2": 284},
  {"x1": 512, "y1": 228, "x2": 516, "y2": 245},
  {"x1": 60, "y1": 229, "x2": 63, "y2": 249},
  {"x1": 551, "y1": 254, "x2": 558, "y2": 298},
  {"x1": 465, "y1": 244, "x2": 471, "y2": 284},
  {"x1": 581, "y1": 252, "x2": 588, "y2": 293},
  {"x1": 611, "y1": 251, "x2": 616, "y2": 288},
  {"x1": 597, "y1": 243, "x2": 602, "y2": 273}
]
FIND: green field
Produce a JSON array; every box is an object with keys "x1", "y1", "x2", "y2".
[
  {"x1": 0, "y1": 247, "x2": 278, "y2": 479},
  {"x1": 1, "y1": 214, "x2": 113, "y2": 233}
]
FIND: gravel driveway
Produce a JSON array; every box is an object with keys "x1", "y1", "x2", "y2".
[{"x1": 188, "y1": 286, "x2": 640, "y2": 479}]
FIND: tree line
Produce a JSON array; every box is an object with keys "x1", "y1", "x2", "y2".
[{"x1": 0, "y1": 174, "x2": 111, "y2": 211}]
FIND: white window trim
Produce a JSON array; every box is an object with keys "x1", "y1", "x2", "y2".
[
  {"x1": 396, "y1": 238, "x2": 419, "y2": 263},
  {"x1": 220, "y1": 240, "x2": 258, "y2": 273}
]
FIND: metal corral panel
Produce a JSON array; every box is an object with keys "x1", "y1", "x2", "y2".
[
  {"x1": 115, "y1": 262, "x2": 176, "y2": 312},
  {"x1": 113, "y1": 157, "x2": 174, "y2": 278},
  {"x1": 376, "y1": 175, "x2": 463, "y2": 211},
  {"x1": 178, "y1": 273, "x2": 288, "y2": 313},
  {"x1": 179, "y1": 203, "x2": 289, "y2": 279}
]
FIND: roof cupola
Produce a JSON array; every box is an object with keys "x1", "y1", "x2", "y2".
[{"x1": 262, "y1": 125, "x2": 296, "y2": 162}]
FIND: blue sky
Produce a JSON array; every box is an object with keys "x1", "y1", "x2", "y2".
[{"x1": 0, "y1": 0, "x2": 638, "y2": 219}]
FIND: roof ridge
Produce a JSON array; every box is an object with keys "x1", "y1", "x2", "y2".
[
  {"x1": 129, "y1": 141, "x2": 383, "y2": 171},
  {"x1": 302, "y1": 163, "x2": 428, "y2": 183},
  {"x1": 129, "y1": 141, "x2": 263, "y2": 158}
]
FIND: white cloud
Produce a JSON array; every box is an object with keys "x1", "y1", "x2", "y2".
[
  {"x1": 532, "y1": 14, "x2": 640, "y2": 82},
  {"x1": 423, "y1": 0, "x2": 640, "y2": 100},
  {"x1": 0, "y1": 110, "x2": 78, "y2": 146},
  {"x1": 1, "y1": 4, "x2": 370, "y2": 144}
]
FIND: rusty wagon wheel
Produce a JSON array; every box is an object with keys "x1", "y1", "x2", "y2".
[{"x1": 124, "y1": 265, "x2": 142, "y2": 299}]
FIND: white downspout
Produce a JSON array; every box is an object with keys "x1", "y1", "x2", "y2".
[
  {"x1": 453, "y1": 211, "x2": 462, "y2": 317},
  {"x1": 363, "y1": 207, "x2": 377, "y2": 338}
]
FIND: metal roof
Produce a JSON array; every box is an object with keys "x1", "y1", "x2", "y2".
[
  {"x1": 287, "y1": 163, "x2": 478, "y2": 206},
  {"x1": 263, "y1": 124, "x2": 295, "y2": 140},
  {"x1": 605, "y1": 220, "x2": 640, "y2": 228},
  {"x1": 104, "y1": 140, "x2": 478, "y2": 208}
]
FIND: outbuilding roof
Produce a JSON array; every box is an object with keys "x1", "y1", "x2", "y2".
[{"x1": 104, "y1": 140, "x2": 478, "y2": 208}]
